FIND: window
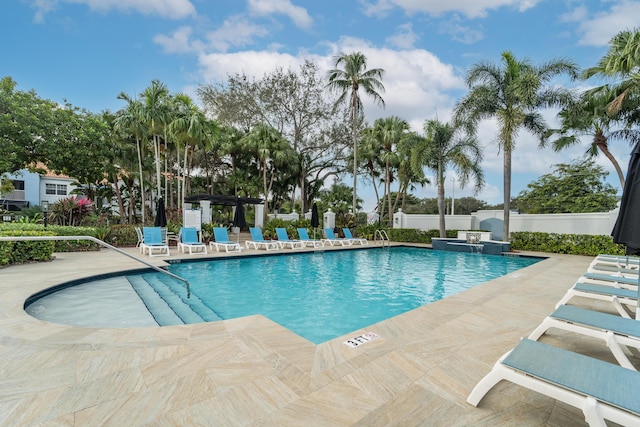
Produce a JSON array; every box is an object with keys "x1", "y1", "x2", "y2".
[
  {"x1": 11, "y1": 180, "x2": 25, "y2": 191},
  {"x1": 45, "y1": 184, "x2": 67, "y2": 196}
]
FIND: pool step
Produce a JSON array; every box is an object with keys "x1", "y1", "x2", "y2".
[
  {"x1": 141, "y1": 274, "x2": 223, "y2": 323},
  {"x1": 127, "y1": 276, "x2": 185, "y2": 326}
]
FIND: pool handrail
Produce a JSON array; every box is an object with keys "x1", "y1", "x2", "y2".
[
  {"x1": 0, "y1": 235, "x2": 191, "y2": 298},
  {"x1": 374, "y1": 229, "x2": 390, "y2": 247}
]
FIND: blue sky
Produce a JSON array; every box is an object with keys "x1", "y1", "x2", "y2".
[{"x1": 2, "y1": 0, "x2": 639, "y2": 211}]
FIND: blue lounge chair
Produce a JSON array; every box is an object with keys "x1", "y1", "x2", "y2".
[
  {"x1": 177, "y1": 227, "x2": 207, "y2": 255},
  {"x1": 141, "y1": 226, "x2": 170, "y2": 257},
  {"x1": 556, "y1": 282, "x2": 637, "y2": 319},
  {"x1": 210, "y1": 227, "x2": 242, "y2": 253},
  {"x1": 342, "y1": 228, "x2": 368, "y2": 245},
  {"x1": 528, "y1": 304, "x2": 640, "y2": 370},
  {"x1": 580, "y1": 271, "x2": 638, "y2": 289},
  {"x1": 245, "y1": 227, "x2": 279, "y2": 251},
  {"x1": 588, "y1": 264, "x2": 638, "y2": 279},
  {"x1": 468, "y1": 338, "x2": 640, "y2": 426},
  {"x1": 297, "y1": 228, "x2": 324, "y2": 248},
  {"x1": 275, "y1": 228, "x2": 304, "y2": 249},
  {"x1": 593, "y1": 254, "x2": 640, "y2": 269},
  {"x1": 323, "y1": 228, "x2": 353, "y2": 246}
]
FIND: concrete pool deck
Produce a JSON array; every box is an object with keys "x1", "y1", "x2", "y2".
[{"x1": 0, "y1": 243, "x2": 636, "y2": 426}]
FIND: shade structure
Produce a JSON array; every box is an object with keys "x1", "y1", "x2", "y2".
[
  {"x1": 154, "y1": 197, "x2": 167, "y2": 228},
  {"x1": 232, "y1": 203, "x2": 247, "y2": 230},
  {"x1": 311, "y1": 202, "x2": 319, "y2": 239},
  {"x1": 611, "y1": 141, "x2": 640, "y2": 319}
]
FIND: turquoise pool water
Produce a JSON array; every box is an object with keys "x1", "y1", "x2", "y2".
[{"x1": 157, "y1": 247, "x2": 541, "y2": 343}]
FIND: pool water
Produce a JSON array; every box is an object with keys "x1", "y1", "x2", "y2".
[{"x1": 161, "y1": 247, "x2": 541, "y2": 343}]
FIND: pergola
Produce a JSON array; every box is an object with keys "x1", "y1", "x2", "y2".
[{"x1": 183, "y1": 194, "x2": 263, "y2": 206}]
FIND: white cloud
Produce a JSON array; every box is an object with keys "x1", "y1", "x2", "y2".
[
  {"x1": 30, "y1": 0, "x2": 197, "y2": 20},
  {"x1": 439, "y1": 15, "x2": 484, "y2": 44},
  {"x1": 205, "y1": 16, "x2": 270, "y2": 52},
  {"x1": 360, "y1": 0, "x2": 543, "y2": 18},
  {"x1": 154, "y1": 26, "x2": 205, "y2": 54},
  {"x1": 247, "y1": 0, "x2": 313, "y2": 29},
  {"x1": 385, "y1": 23, "x2": 419, "y2": 49},
  {"x1": 574, "y1": 0, "x2": 640, "y2": 46}
]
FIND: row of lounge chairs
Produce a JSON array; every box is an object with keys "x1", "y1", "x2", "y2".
[
  {"x1": 208, "y1": 226, "x2": 369, "y2": 253},
  {"x1": 468, "y1": 254, "x2": 640, "y2": 426},
  {"x1": 136, "y1": 226, "x2": 370, "y2": 257}
]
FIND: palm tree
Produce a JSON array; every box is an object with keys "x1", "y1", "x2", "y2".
[
  {"x1": 372, "y1": 116, "x2": 409, "y2": 226},
  {"x1": 168, "y1": 94, "x2": 216, "y2": 210},
  {"x1": 412, "y1": 119, "x2": 484, "y2": 238},
  {"x1": 582, "y1": 29, "x2": 640, "y2": 115},
  {"x1": 545, "y1": 90, "x2": 627, "y2": 188},
  {"x1": 243, "y1": 124, "x2": 298, "y2": 222},
  {"x1": 114, "y1": 93, "x2": 148, "y2": 223},
  {"x1": 140, "y1": 80, "x2": 169, "y2": 204},
  {"x1": 327, "y1": 52, "x2": 385, "y2": 216},
  {"x1": 393, "y1": 131, "x2": 430, "y2": 213},
  {"x1": 455, "y1": 51, "x2": 577, "y2": 240}
]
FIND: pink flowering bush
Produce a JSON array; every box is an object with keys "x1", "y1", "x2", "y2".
[{"x1": 49, "y1": 196, "x2": 94, "y2": 226}]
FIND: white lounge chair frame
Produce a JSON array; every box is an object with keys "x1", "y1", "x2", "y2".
[
  {"x1": 210, "y1": 227, "x2": 242, "y2": 253},
  {"x1": 140, "y1": 227, "x2": 170, "y2": 257},
  {"x1": 468, "y1": 338, "x2": 640, "y2": 427},
  {"x1": 342, "y1": 228, "x2": 368, "y2": 245},
  {"x1": 322, "y1": 228, "x2": 353, "y2": 246},
  {"x1": 245, "y1": 227, "x2": 279, "y2": 251},
  {"x1": 556, "y1": 282, "x2": 637, "y2": 319},
  {"x1": 297, "y1": 228, "x2": 325, "y2": 248},
  {"x1": 177, "y1": 228, "x2": 207, "y2": 255},
  {"x1": 529, "y1": 304, "x2": 640, "y2": 370},
  {"x1": 275, "y1": 228, "x2": 305, "y2": 249}
]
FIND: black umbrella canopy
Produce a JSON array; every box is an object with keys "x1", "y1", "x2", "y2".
[
  {"x1": 311, "y1": 203, "x2": 320, "y2": 228},
  {"x1": 611, "y1": 141, "x2": 640, "y2": 319},
  {"x1": 232, "y1": 203, "x2": 247, "y2": 229},
  {"x1": 612, "y1": 141, "x2": 640, "y2": 255},
  {"x1": 154, "y1": 197, "x2": 167, "y2": 227}
]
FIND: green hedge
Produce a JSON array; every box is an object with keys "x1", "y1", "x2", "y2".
[
  {"x1": 0, "y1": 229, "x2": 56, "y2": 267},
  {"x1": 109, "y1": 224, "x2": 139, "y2": 246},
  {"x1": 510, "y1": 231, "x2": 625, "y2": 256}
]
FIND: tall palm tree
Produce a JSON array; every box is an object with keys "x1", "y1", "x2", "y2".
[
  {"x1": 582, "y1": 29, "x2": 640, "y2": 115},
  {"x1": 327, "y1": 52, "x2": 385, "y2": 216},
  {"x1": 243, "y1": 124, "x2": 298, "y2": 222},
  {"x1": 545, "y1": 90, "x2": 627, "y2": 188},
  {"x1": 168, "y1": 94, "x2": 216, "y2": 210},
  {"x1": 372, "y1": 116, "x2": 409, "y2": 226},
  {"x1": 114, "y1": 93, "x2": 148, "y2": 223},
  {"x1": 140, "y1": 80, "x2": 169, "y2": 204},
  {"x1": 455, "y1": 51, "x2": 577, "y2": 240},
  {"x1": 393, "y1": 131, "x2": 430, "y2": 213},
  {"x1": 412, "y1": 119, "x2": 484, "y2": 238}
]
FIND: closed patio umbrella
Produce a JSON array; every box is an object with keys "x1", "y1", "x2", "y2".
[
  {"x1": 232, "y1": 203, "x2": 247, "y2": 230},
  {"x1": 611, "y1": 141, "x2": 640, "y2": 319},
  {"x1": 311, "y1": 202, "x2": 319, "y2": 239},
  {"x1": 154, "y1": 197, "x2": 167, "y2": 228}
]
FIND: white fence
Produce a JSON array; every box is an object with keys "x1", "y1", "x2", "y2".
[{"x1": 392, "y1": 209, "x2": 619, "y2": 240}]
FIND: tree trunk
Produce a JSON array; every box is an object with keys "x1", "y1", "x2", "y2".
[
  {"x1": 594, "y1": 132, "x2": 625, "y2": 188},
  {"x1": 136, "y1": 137, "x2": 145, "y2": 224},
  {"x1": 503, "y1": 149, "x2": 511, "y2": 241}
]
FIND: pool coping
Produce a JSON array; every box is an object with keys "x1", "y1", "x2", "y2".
[{"x1": 0, "y1": 244, "x2": 616, "y2": 425}]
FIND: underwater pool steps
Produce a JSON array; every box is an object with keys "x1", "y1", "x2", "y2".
[{"x1": 128, "y1": 274, "x2": 223, "y2": 326}]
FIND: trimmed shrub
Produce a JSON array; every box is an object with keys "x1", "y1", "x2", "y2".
[
  {"x1": 0, "y1": 229, "x2": 55, "y2": 267},
  {"x1": 510, "y1": 232, "x2": 625, "y2": 256}
]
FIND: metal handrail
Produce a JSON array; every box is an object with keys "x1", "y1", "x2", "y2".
[
  {"x1": 374, "y1": 229, "x2": 390, "y2": 247},
  {"x1": 0, "y1": 235, "x2": 191, "y2": 298}
]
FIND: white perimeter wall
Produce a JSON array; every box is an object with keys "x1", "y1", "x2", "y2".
[{"x1": 393, "y1": 209, "x2": 619, "y2": 237}]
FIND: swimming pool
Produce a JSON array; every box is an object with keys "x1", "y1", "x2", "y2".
[{"x1": 26, "y1": 247, "x2": 541, "y2": 343}]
